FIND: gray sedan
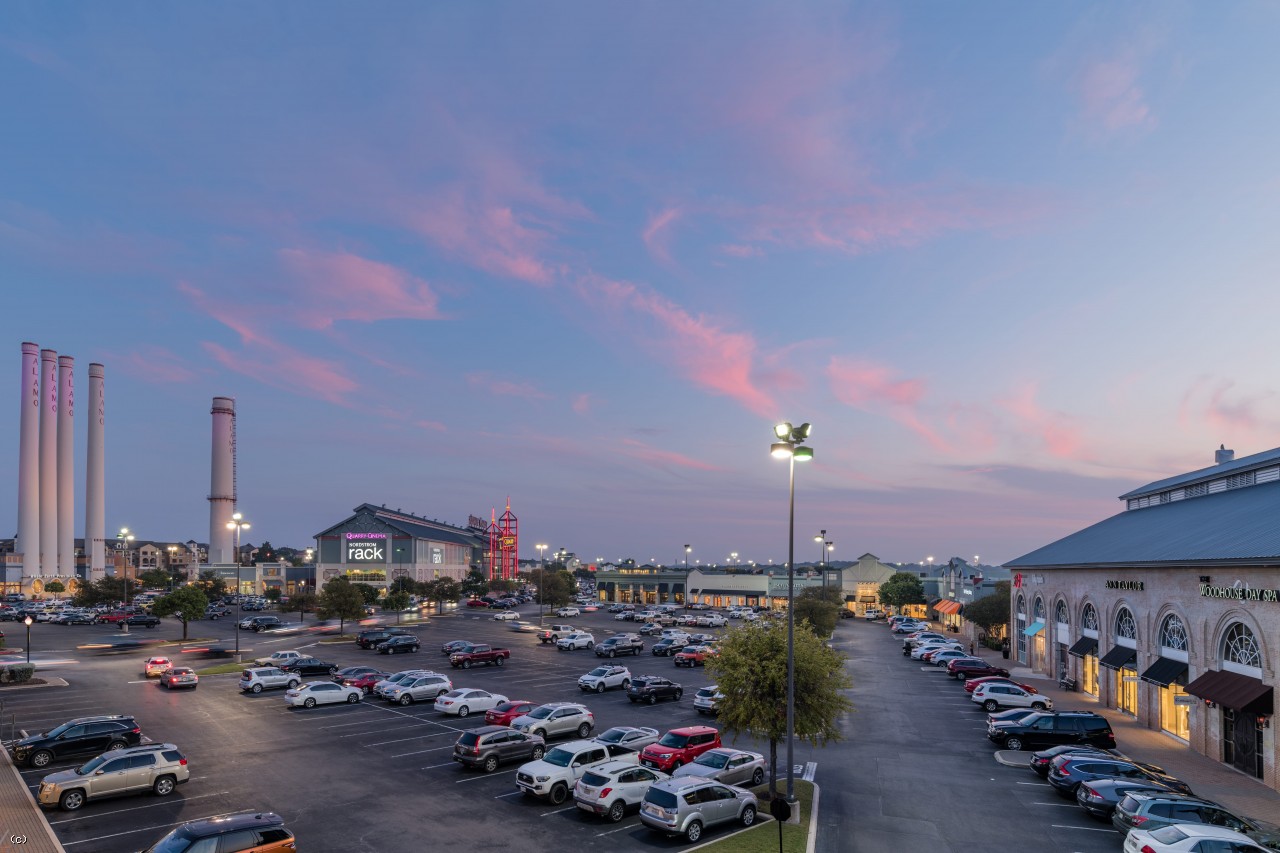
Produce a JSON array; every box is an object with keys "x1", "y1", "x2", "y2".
[{"x1": 672, "y1": 748, "x2": 766, "y2": 786}]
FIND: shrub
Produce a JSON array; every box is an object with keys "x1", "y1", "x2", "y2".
[{"x1": 0, "y1": 663, "x2": 36, "y2": 684}]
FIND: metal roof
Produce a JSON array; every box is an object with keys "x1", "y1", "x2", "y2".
[
  {"x1": 1007, "y1": 478, "x2": 1280, "y2": 568},
  {"x1": 314, "y1": 504, "x2": 484, "y2": 548},
  {"x1": 1119, "y1": 446, "x2": 1280, "y2": 499}
]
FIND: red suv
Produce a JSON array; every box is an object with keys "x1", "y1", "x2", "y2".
[
  {"x1": 342, "y1": 671, "x2": 390, "y2": 695},
  {"x1": 640, "y1": 726, "x2": 721, "y2": 772},
  {"x1": 484, "y1": 700, "x2": 534, "y2": 726}
]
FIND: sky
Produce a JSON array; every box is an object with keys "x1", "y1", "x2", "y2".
[{"x1": 3, "y1": 2, "x2": 1280, "y2": 569}]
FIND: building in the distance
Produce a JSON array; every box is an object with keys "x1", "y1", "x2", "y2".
[
  {"x1": 313, "y1": 503, "x2": 487, "y2": 593},
  {"x1": 1007, "y1": 444, "x2": 1280, "y2": 790}
]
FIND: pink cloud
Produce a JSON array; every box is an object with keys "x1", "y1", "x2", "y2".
[
  {"x1": 572, "y1": 393, "x2": 591, "y2": 414},
  {"x1": 414, "y1": 420, "x2": 448, "y2": 433},
  {"x1": 115, "y1": 346, "x2": 199, "y2": 384},
  {"x1": 466, "y1": 372, "x2": 551, "y2": 400},
  {"x1": 1178, "y1": 376, "x2": 1277, "y2": 437},
  {"x1": 827, "y1": 357, "x2": 949, "y2": 452},
  {"x1": 642, "y1": 208, "x2": 681, "y2": 264},
  {"x1": 278, "y1": 249, "x2": 444, "y2": 329},
  {"x1": 1075, "y1": 57, "x2": 1155, "y2": 134},
  {"x1": 1000, "y1": 383, "x2": 1091, "y2": 461},
  {"x1": 720, "y1": 243, "x2": 764, "y2": 258},
  {"x1": 618, "y1": 438, "x2": 720, "y2": 472}
]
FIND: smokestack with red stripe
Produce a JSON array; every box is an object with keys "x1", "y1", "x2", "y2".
[
  {"x1": 85, "y1": 363, "x2": 105, "y2": 579},
  {"x1": 39, "y1": 349, "x2": 58, "y2": 574}
]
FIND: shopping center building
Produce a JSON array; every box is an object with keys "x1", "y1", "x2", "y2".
[{"x1": 1007, "y1": 445, "x2": 1280, "y2": 788}]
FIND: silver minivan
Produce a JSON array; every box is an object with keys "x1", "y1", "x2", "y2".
[{"x1": 639, "y1": 777, "x2": 758, "y2": 842}]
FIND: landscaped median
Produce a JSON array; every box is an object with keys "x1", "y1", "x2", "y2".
[
  {"x1": 693, "y1": 780, "x2": 815, "y2": 853},
  {"x1": 195, "y1": 661, "x2": 248, "y2": 676}
]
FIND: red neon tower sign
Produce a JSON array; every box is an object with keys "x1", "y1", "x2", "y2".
[{"x1": 487, "y1": 500, "x2": 518, "y2": 581}]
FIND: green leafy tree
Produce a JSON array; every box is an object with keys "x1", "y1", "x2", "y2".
[
  {"x1": 707, "y1": 619, "x2": 852, "y2": 798},
  {"x1": 317, "y1": 577, "x2": 366, "y2": 634},
  {"x1": 257, "y1": 540, "x2": 277, "y2": 563},
  {"x1": 351, "y1": 583, "x2": 382, "y2": 606},
  {"x1": 389, "y1": 576, "x2": 418, "y2": 596},
  {"x1": 263, "y1": 587, "x2": 282, "y2": 603},
  {"x1": 137, "y1": 569, "x2": 171, "y2": 589},
  {"x1": 962, "y1": 580, "x2": 1011, "y2": 642},
  {"x1": 878, "y1": 571, "x2": 927, "y2": 612},
  {"x1": 73, "y1": 576, "x2": 134, "y2": 607},
  {"x1": 152, "y1": 586, "x2": 209, "y2": 640},
  {"x1": 460, "y1": 571, "x2": 489, "y2": 598},
  {"x1": 383, "y1": 591, "x2": 412, "y2": 623},
  {"x1": 793, "y1": 586, "x2": 844, "y2": 637},
  {"x1": 193, "y1": 571, "x2": 229, "y2": 600},
  {"x1": 281, "y1": 591, "x2": 317, "y2": 622},
  {"x1": 419, "y1": 578, "x2": 461, "y2": 614},
  {"x1": 44, "y1": 580, "x2": 66, "y2": 596},
  {"x1": 488, "y1": 578, "x2": 516, "y2": 594},
  {"x1": 528, "y1": 568, "x2": 573, "y2": 611}
]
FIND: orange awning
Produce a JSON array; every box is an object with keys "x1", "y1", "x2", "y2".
[{"x1": 936, "y1": 600, "x2": 961, "y2": 615}]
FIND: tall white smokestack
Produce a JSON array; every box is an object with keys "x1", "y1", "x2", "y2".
[
  {"x1": 17, "y1": 342, "x2": 40, "y2": 578},
  {"x1": 39, "y1": 349, "x2": 58, "y2": 575},
  {"x1": 208, "y1": 396, "x2": 236, "y2": 564},
  {"x1": 85, "y1": 363, "x2": 105, "y2": 579},
  {"x1": 57, "y1": 355, "x2": 75, "y2": 576}
]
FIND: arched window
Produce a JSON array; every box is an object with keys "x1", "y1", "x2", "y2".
[
  {"x1": 1115, "y1": 606, "x2": 1136, "y2": 641},
  {"x1": 1016, "y1": 595, "x2": 1025, "y2": 618},
  {"x1": 1034, "y1": 597, "x2": 1045, "y2": 620},
  {"x1": 1082, "y1": 603, "x2": 1098, "y2": 632},
  {"x1": 1159, "y1": 614, "x2": 1187, "y2": 652},
  {"x1": 1055, "y1": 600, "x2": 1069, "y2": 626},
  {"x1": 1223, "y1": 623, "x2": 1261, "y2": 669}
]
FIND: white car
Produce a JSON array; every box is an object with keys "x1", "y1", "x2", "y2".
[
  {"x1": 971, "y1": 682, "x2": 1052, "y2": 713},
  {"x1": 254, "y1": 650, "x2": 303, "y2": 667},
  {"x1": 493, "y1": 611, "x2": 520, "y2": 621},
  {"x1": 697, "y1": 613, "x2": 727, "y2": 627},
  {"x1": 1123, "y1": 824, "x2": 1271, "y2": 853},
  {"x1": 911, "y1": 642, "x2": 962, "y2": 661},
  {"x1": 434, "y1": 688, "x2": 508, "y2": 717},
  {"x1": 143, "y1": 656, "x2": 174, "y2": 678},
  {"x1": 515, "y1": 739, "x2": 639, "y2": 804},
  {"x1": 741, "y1": 611, "x2": 761, "y2": 621},
  {"x1": 659, "y1": 629, "x2": 691, "y2": 644},
  {"x1": 575, "y1": 759, "x2": 671, "y2": 822},
  {"x1": 557, "y1": 632, "x2": 596, "y2": 651},
  {"x1": 556, "y1": 606, "x2": 581, "y2": 617},
  {"x1": 593, "y1": 726, "x2": 660, "y2": 751},
  {"x1": 578, "y1": 665, "x2": 633, "y2": 694},
  {"x1": 284, "y1": 681, "x2": 362, "y2": 708},
  {"x1": 694, "y1": 685, "x2": 725, "y2": 715}
]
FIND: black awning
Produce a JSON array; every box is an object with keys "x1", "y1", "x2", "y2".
[
  {"x1": 1098, "y1": 646, "x2": 1137, "y2": 670},
  {"x1": 1186, "y1": 669, "x2": 1273, "y2": 714},
  {"x1": 657, "y1": 583, "x2": 669, "y2": 593},
  {"x1": 844, "y1": 595, "x2": 857, "y2": 603},
  {"x1": 1068, "y1": 637, "x2": 1098, "y2": 658},
  {"x1": 1140, "y1": 657, "x2": 1189, "y2": 687}
]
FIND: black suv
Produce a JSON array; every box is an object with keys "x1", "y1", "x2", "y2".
[
  {"x1": 239, "y1": 615, "x2": 283, "y2": 632},
  {"x1": 596, "y1": 635, "x2": 644, "y2": 658},
  {"x1": 11, "y1": 715, "x2": 142, "y2": 768},
  {"x1": 987, "y1": 711, "x2": 1115, "y2": 752},
  {"x1": 651, "y1": 638, "x2": 687, "y2": 657},
  {"x1": 627, "y1": 676, "x2": 684, "y2": 705},
  {"x1": 142, "y1": 811, "x2": 295, "y2": 853},
  {"x1": 357, "y1": 627, "x2": 412, "y2": 649},
  {"x1": 278, "y1": 657, "x2": 338, "y2": 676},
  {"x1": 376, "y1": 635, "x2": 421, "y2": 655}
]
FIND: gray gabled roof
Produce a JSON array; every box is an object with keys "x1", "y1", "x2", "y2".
[
  {"x1": 1008, "y1": 479, "x2": 1280, "y2": 568},
  {"x1": 1119, "y1": 446, "x2": 1280, "y2": 500},
  {"x1": 314, "y1": 504, "x2": 485, "y2": 548}
]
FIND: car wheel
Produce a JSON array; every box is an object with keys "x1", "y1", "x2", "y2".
[
  {"x1": 586, "y1": 642, "x2": 593, "y2": 649},
  {"x1": 328, "y1": 667, "x2": 338, "y2": 676},
  {"x1": 59, "y1": 789, "x2": 85, "y2": 811},
  {"x1": 252, "y1": 684, "x2": 263, "y2": 694},
  {"x1": 363, "y1": 686, "x2": 373, "y2": 695},
  {"x1": 596, "y1": 683, "x2": 606, "y2": 694},
  {"x1": 153, "y1": 775, "x2": 176, "y2": 796},
  {"x1": 458, "y1": 706, "x2": 470, "y2": 718},
  {"x1": 608, "y1": 799, "x2": 626, "y2": 823},
  {"x1": 577, "y1": 722, "x2": 591, "y2": 738},
  {"x1": 685, "y1": 819, "x2": 703, "y2": 842},
  {"x1": 751, "y1": 768, "x2": 764, "y2": 786},
  {"x1": 399, "y1": 695, "x2": 414, "y2": 706},
  {"x1": 494, "y1": 657, "x2": 503, "y2": 667},
  {"x1": 1004, "y1": 736, "x2": 1024, "y2": 751},
  {"x1": 531, "y1": 745, "x2": 545, "y2": 760},
  {"x1": 549, "y1": 783, "x2": 568, "y2": 805},
  {"x1": 347, "y1": 693, "x2": 360, "y2": 704},
  {"x1": 288, "y1": 680, "x2": 300, "y2": 689},
  {"x1": 107, "y1": 740, "x2": 127, "y2": 752},
  {"x1": 462, "y1": 660, "x2": 472, "y2": 669},
  {"x1": 674, "y1": 689, "x2": 683, "y2": 700},
  {"x1": 983, "y1": 700, "x2": 999, "y2": 712},
  {"x1": 608, "y1": 650, "x2": 616, "y2": 658},
  {"x1": 483, "y1": 755, "x2": 499, "y2": 773},
  {"x1": 411, "y1": 646, "x2": 419, "y2": 653},
  {"x1": 957, "y1": 673, "x2": 968, "y2": 681},
  {"x1": 534, "y1": 729, "x2": 546, "y2": 740},
  {"x1": 303, "y1": 697, "x2": 317, "y2": 708},
  {"x1": 1031, "y1": 702, "x2": 1047, "y2": 711},
  {"x1": 621, "y1": 679, "x2": 631, "y2": 690},
  {"x1": 647, "y1": 694, "x2": 657, "y2": 706},
  {"x1": 670, "y1": 760, "x2": 682, "y2": 771},
  {"x1": 741, "y1": 804, "x2": 757, "y2": 827}
]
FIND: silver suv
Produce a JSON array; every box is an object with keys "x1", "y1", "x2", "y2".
[
  {"x1": 37, "y1": 743, "x2": 189, "y2": 811},
  {"x1": 511, "y1": 702, "x2": 595, "y2": 740},
  {"x1": 238, "y1": 667, "x2": 301, "y2": 694},
  {"x1": 383, "y1": 672, "x2": 452, "y2": 705},
  {"x1": 640, "y1": 777, "x2": 759, "y2": 842}
]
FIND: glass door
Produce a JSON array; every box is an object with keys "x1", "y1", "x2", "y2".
[
  {"x1": 1114, "y1": 666, "x2": 1138, "y2": 715},
  {"x1": 1082, "y1": 655, "x2": 1098, "y2": 696},
  {"x1": 1159, "y1": 683, "x2": 1189, "y2": 740}
]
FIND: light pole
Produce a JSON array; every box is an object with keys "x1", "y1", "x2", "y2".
[
  {"x1": 535, "y1": 544, "x2": 548, "y2": 621},
  {"x1": 227, "y1": 512, "x2": 251, "y2": 661},
  {"x1": 167, "y1": 546, "x2": 178, "y2": 591},
  {"x1": 24, "y1": 615, "x2": 33, "y2": 664},
  {"x1": 730, "y1": 552, "x2": 738, "y2": 568},
  {"x1": 117, "y1": 528, "x2": 135, "y2": 607},
  {"x1": 684, "y1": 545, "x2": 691, "y2": 572},
  {"x1": 815, "y1": 530, "x2": 826, "y2": 566},
  {"x1": 771, "y1": 420, "x2": 812, "y2": 806}
]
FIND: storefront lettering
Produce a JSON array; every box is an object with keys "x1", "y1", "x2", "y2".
[
  {"x1": 345, "y1": 532, "x2": 387, "y2": 540},
  {"x1": 1200, "y1": 583, "x2": 1280, "y2": 602},
  {"x1": 1105, "y1": 580, "x2": 1145, "y2": 591}
]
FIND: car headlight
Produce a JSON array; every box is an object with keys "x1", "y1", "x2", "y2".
[
  {"x1": 535, "y1": 775, "x2": 551, "y2": 783},
  {"x1": 657, "y1": 753, "x2": 673, "y2": 760}
]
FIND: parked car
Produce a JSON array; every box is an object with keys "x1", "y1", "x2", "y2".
[
  {"x1": 1075, "y1": 778, "x2": 1183, "y2": 820},
  {"x1": 696, "y1": 613, "x2": 727, "y2": 628},
  {"x1": 1112, "y1": 791, "x2": 1280, "y2": 846},
  {"x1": 579, "y1": 665, "x2": 633, "y2": 693},
  {"x1": 575, "y1": 760, "x2": 671, "y2": 823},
  {"x1": 910, "y1": 641, "x2": 961, "y2": 660},
  {"x1": 204, "y1": 605, "x2": 231, "y2": 620},
  {"x1": 119, "y1": 614, "x2": 161, "y2": 629},
  {"x1": 593, "y1": 726, "x2": 660, "y2": 751},
  {"x1": 639, "y1": 776, "x2": 758, "y2": 842},
  {"x1": 628, "y1": 675, "x2": 683, "y2": 705},
  {"x1": 988, "y1": 711, "x2": 1116, "y2": 752},
  {"x1": 37, "y1": 743, "x2": 189, "y2": 811},
  {"x1": 515, "y1": 739, "x2": 638, "y2": 804},
  {"x1": 371, "y1": 669, "x2": 434, "y2": 699},
  {"x1": 238, "y1": 667, "x2": 301, "y2": 694},
  {"x1": 284, "y1": 681, "x2": 362, "y2": 708},
  {"x1": 595, "y1": 635, "x2": 644, "y2": 657},
  {"x1": 651, "y1": 638, "x2": 686, "y2": 657},
  {"x1": 1123, "y1": 823, "x2": 1274, "y2": 853},
  {"x1": 441, "y1": 639, "x2": 471, "y2": 655},
  {"x1": 556, "y1": 632, "x2": 596, "y2": 651},
  {"x1": 435, "y1": 688, "x2": 507, "y2": 717},
  {"x1": 987, "y1": 708, "x2": 1043, "y2": 727},
  {"x1": 672, "y1": 747, "x2": 766, "y2": 786},
  {"x1": 238, "y1": 615, "x2": 283, "y2": 632},
  {"x1": 640, "y1": 726, "x2": 722, "y2": 773},
  {"x1": 1028, "y1": 744, "x2": 1119, "y2": 778},
  {"x1": 341, "y1": 670, "x2": 390, "y2": 695},
  {"x1": 964, "y1": 676, "x2": 1039, "y2": 695},
  {"x1": 377, "y1": 635, "x2": 421, "y2": 655},
  {"x1": 510, "y1": 702, "x2": 595, "y2": 741},
  {"x1": 356, "y1": 627, "x2": 412, "y2": 649},
  {"x1": 694, "y1": 685, "x2": 725, "y2": 716},
  {"x1": 254, "y1": 650, "x2": 303, "y2": 668},
  {"x1": 1047, "y1": 754, "x2": 1193, "y2": 798},
  {"x1": 11, "y1": 715, "x2": 143, "y2": 768},
  {"x1": 493, "y1": 611, "x2": 520, "y2": 621},
  {"x1": 673, "y1": 645, "x2": 714, "y2": 667},
  {"x1": 556, "y1": 606, "x2": 581, "y2": 617},
  {"x1": 453, "y1": 725, "x2": 546, "y2": 772},
  {"x1": 971, "y1": 681, "x2": 1052, "y2": 712},
  {"x1": 160, "y1": 666, "x2": 198, "y2": 689},
  {"x1": 927, "y1": 649, "x2": 974, "y2": 668},
  {"x1": 278, "y1": 657, "x2": 339, "y2": 677},
  {"x1": 485, "y1": 700, "x2": 536, "y2": 727},
  {"x1": 139, "y1": 811, "x2": 294, "y2": 853},
  {"x1": 947, "y1": 659, "x2": 1011, "y2": 680},
  {"x1": 383, "y1": 672, "x2": 452, "y2": 705}
]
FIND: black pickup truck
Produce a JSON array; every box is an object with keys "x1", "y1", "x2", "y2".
[{"x1": 119, "y1": 614, "x2": 161, "y2": 629}]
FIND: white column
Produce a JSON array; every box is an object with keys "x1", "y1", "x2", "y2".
[
  {"x1": 57, "y1": 355, "x2": 75, "y2": 576},
  {"x1": 39, "y1": 348, "x2": 58, "y2": 575},
  {"x1": 208, "y1": 396, "x2": 236, "y2": 563},
  {"x1": 85, "y1": 364, "x2": 106, "y2": 580},
  {"x1": 17, "y1": 342, "x2": 40, "y2": 579}
]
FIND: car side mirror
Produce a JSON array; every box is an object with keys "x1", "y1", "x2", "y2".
[{"x1": 95, "y1": 769, "x2": 105, "y2": 775}]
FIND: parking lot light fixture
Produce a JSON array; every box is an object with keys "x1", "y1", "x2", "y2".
[
  {"x1": 24, "y1": 615, "x2": 33, "y2": 664},
  {"x1": 227, "y1": 512, "x2": 251, "y2": 661}
]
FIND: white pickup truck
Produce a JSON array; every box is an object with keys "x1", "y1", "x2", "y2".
[{"x1": 515, "y1": 740, "x2": 639, "y2": 804}]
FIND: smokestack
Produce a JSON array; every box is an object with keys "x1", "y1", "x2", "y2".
[
  {"x1": 208, "y1": 396, "x2": 236, "y2": 564},
  {"x1": 17, "y1": 342, "x2": 40, "y2": 578},
  {"x1": 57, "y1": 355, "x2": 75, "y2": 576},
  {"x1": 85, "y1": 364, "x2": 105, "y2": 579},
  {"x1": 39, "y1": 349, "x2": 58, "y2": 575},
  {"x1": 1215, "y1": 444, "x2": 1235, "y2": 465}
]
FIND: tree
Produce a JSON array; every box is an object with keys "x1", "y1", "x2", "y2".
[
  {"x1": 257, "y1": 540, "x2": 277, "y2": 563},
  {"x1": 44, "y1": 580, "x2": 66, "y2": 596},
  {"x1": 528, "y1": 568, "x2": 574, "y2": 610},
  {"x1": 793, "y1": 586, "x2": 844, "y2": 637},
  {"x1": 317, "y1": 577, "x2": 365, "y2": 634},
  {"x1": 419, "y1": 578, "x2": 461, "y2": 614},
  {"x1": 488, "y1": 578, "x2": 516, "y2": 594},
  {"x1": 193, "y1": 571, "x2": 229, "y2": 600},
  {"x1": 351, "y1": 583, "x2": 381, "y2": 606},
  {"x1": 878, "y1": 571, "x2": 927, "y2": 612},
  {"x1": 963, "y1": 580, "x2": 1011, "y2": 642},
  {"x1": 74, "y1": 576, "x2": 133, "y2": 607},
  {"x1": 152, "y1": 586, "x2": 209, "y2": 640},
  {"x1": 137, "y1": 569, "x2": 171, "y2": 589},
  {"x1": 263, "y1": 587, "x2": 282, "y2": 604},
  {"x1": 281, "y1": 591, "x2": 317, "y2": 622},
  {"x1": 706, "y1": 619, "x2": 852, "y2": 798},
  {"x1": 383, "y1": 591, "x2": 412, "y2": 623},
  {"x1": 388, "y1": 576, "x2": 417, "y2": 597},
  {"x1": 460, "y1": 571, "x2": 489, "y2": 598}
]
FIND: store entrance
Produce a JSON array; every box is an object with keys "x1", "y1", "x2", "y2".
[{"x1": 1223, "y1": 709, "x2": 1264, "y2": 779}]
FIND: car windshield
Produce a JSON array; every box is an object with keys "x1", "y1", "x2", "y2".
[
  {"x1": 645, "y1": 789, "x2": 678, "y2": 809},
  {"x1": 1148, "y1": 826, "x2": 1189, "y2": 844},
  {"x1": 457, "y1": 732, "x2": 479, "y2": 747},
  {"x1": 442, "y1": 690, "x2": 464, "y2": 699},
  {"x1": 588, "y1": 668, "x2": 611, "y2": 677},
  {"x1": 697, "y1": 688, "x2": 715, "y2": 698},
  {"x1": 142, "y1": 828, "x2": 199, "y2": 853},
  {"x1": 76, "y1": 755, "x2": 110, "y2": 776},
  {"x1": 696, "y1": 752, "x2": 730, "y2": 769},
  {"x1": 543, "y1": 748, "x2": 574, "y2": 767},
  {"x1": 658, "y1": 732, "x2": 690, "y2": 748},
  {"x1": 596, "y1": 728, "x2": 625, "y2": 744},
  {"x1": 528, "y1": 706, "x2": 554, "y2": 720},
  {"x1": 494, "y1": 702, "x2": 520, "y2": 712},
  {"x1": 580, "y1": 770, "x2": 610, "y2": 786},
  {"x1": 45, "y1": 722, "x2": 71, "y2": 738}
]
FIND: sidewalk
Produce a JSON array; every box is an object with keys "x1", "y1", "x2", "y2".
[
  {"x1": 962, "y1": 634, "x2": 1280, "y2": 826},
  {"x1": 0, "y1": 748, "x2": 65, "y2": 853}
]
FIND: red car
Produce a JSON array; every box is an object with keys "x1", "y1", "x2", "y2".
[
  {"x1": 97, "y1": 611, "x2": 133, "y2": 624},
  {"x1": 465, "y1": 599, "x2": 490, "y2": 608},
  {"x1": 640, "y1": 726, "x2": 722, "y2": 772},
  {"x1": 946, "y1": 659, "x2": 1011, "y2": 680},
  {"x1": 963, "y1": 675, "x2": 1037, "y2": 695},
  {"x1": 343, "y1": 671, "x2": 391, "y2": 695},
  {"x1": 484, "y1": 700, "x2": 535, "y2": 726}
]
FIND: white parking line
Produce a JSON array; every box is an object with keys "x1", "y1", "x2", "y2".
[
  {"x1": 390, "y1": 744, "x2": 454, "y2": 758},
  {"x1": 1030, "y1": 801, "x2": 1079, "y2": 807},
  {"x1": 1049, "y1": 824, "x2": 1120, "y2": 833},
  {"x1": 60, "y1": 814, "x2": 231, "y2": 845},
  {"x1": 420, "y1": 760, "x2": 457, "y2": 770},
  {"x1": 456, "y1": 772, "x2": 513, "y2": 783},
  {"x1": 49, "y1": 791, "x2": 232, "y2": 823},
  {"x1": 1016, "y1": 781, "x2": 1051, "y2": 787},
  {"x1": 363, "y1": 725, "x2": 462, "y2": 746},
  {"x1": 493, "y1": 791, "x2": 523, "y2": 799},
  {"x1": 540, "y1": 805, "x2": 578, "y2": 817},
  {"x1": 595, "y1": 821, "x2": 641, "y2": 836}
]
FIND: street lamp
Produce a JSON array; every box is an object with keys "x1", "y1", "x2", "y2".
[
  {"x1": 24, "y1": 615, "x2": 33, "y2": 664},
  {"x1": 117, "y1": 527, "x2": 135, "y2": 607},
  {"x1": 167, "y1": 546, "x2": 178, "y2": 591},
  {"x1": 815, "y1": 530, "x2": 826, "y2": 566},
  {"x1": 771, "y1": 420, "x2": 812, "y2": 806},
  {"x1": 535, "y1": 544, "x2": 548, "y2": 621},
  {"x1": 226, "y1": 512, "x2": 251, "y2": 661},
  {"x1": 730, "y1": 552, "x2": 738, "y2": 567},
  {"x1": 684, "y1": 545, "x2": 691, "y2": 572}
]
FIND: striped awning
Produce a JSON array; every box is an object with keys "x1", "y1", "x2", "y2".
[{"x1": 935, "y1": 600, "x2": 962, "y2": 615}]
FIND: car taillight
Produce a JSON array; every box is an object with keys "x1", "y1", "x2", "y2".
[
  {"x1": 1130, "y1": 816, "x2": 1148, "y2": 827},
  {"x1": 1081, "y1": 786, "x2": 1099, "y2": 801},
  {"x1": 179, "y1": 758, "x2": 188, "y2": 766},
  {"x1": 599, "y1": 787, "x2": 612, "y2": 798},
  {"x1": 1139, "y1": 846, "x2": 1156, "y2": 853},
  {"x1": 1057, "y1": 760, "x2": 1072, "y2": 774},
  {"x1": 130, "y1": 728, "x2": 140, "y2": 735}
]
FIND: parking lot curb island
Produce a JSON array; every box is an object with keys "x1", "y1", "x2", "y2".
[{"x1": 0, "y1": 742, "x2": 67, "y2": 852}]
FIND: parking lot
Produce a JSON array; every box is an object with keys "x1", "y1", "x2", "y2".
[{"x1": 2, "y1": 608, "x2": 793, "y2": 852}]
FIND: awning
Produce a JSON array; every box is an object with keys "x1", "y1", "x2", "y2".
[
  {"x1": 657, "y1": 583, "x2": 669, "y2": 593},
  {"x1": 1140, "y1": 657, "x2": 1189, "y2": 688},
  {"x1": 1022, "y1": 620, "x2": 1045, "y2": 637},
  {"x1": 1067, "y1": 637, "x2": 1098, "y2": 658},
  {"x1": 844, "y1": 595, "x2": 857, "y2": 603},
  {"x1": 935, "y1": 600, "x2": 962, "y2": 615},
  {"x1": 1098, "y1": 646, "x2": 1137, "y2": 670},
  {"x1": 1185, "y1": 669, "x2": 1273, "y2": 714}
]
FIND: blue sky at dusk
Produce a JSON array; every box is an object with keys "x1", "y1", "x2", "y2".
[{"x1": 4, "y1": 3, "x2": 1280, "y2": 567}]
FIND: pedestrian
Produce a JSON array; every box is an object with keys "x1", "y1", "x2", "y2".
[{"x1": 969, "y1": 640, "x2": 976, "y2": 655}]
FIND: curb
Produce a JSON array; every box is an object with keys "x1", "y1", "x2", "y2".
[
  {"x1": 1, "y1": 744, "x2": 66, "y2": 852},
  {"x1": 994, "y1": 750, "x2": 1031, "y2": 768},
  {"x1": 0, "y1": 676, "x2": 69, "y2": 691},
  {"x1": 806, "y1": 782, "x2": 820, "y2": 853}
]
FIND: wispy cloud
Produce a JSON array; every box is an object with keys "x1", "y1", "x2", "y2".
[
  {"x1": 719, "y1": 243, "x2": 764, "y2": 258},
  {"x1": 466, "y1": 372, "x2": 551, "y2": 400},
  {"x1": 114, "y1": 346, "x2": 199, "y2": 384},
  {"x1": 1178, "y1": 376, "x2": 1278, "y2": 438},
  {"x1": 1074, "y1": 55, "x2": 1156, "y2": 135},
  {"x1": 642, "y1": 208, "x2": 681, "y2": 264},
  {"x1": 827, "y1": 357, "x2": 950, "y2": 451},
  {"x1": 572, "y1": 393, "x2": 591, "y2": 414},
  {"x1": 279, "y1": 248, "x2": 444, "y2": 329},
  {"x1": 999, "y1": 382, "x2": 1091, "y2": 461},
  {"x1": 619, "y1": 437, "x2": 720, "y2": 472}
]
